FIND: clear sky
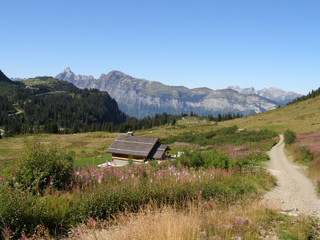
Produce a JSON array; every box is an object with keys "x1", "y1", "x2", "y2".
[{"x1": 1, "y1": 0, "x2": 319, "y2": 94}]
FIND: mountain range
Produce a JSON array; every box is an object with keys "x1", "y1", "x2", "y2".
[
  {"x1": 227, "y1": 86, "x2": 302, "y2": 106},
  {"x1": 56, "y1": 68, "x2": 301, "y2": 118}
]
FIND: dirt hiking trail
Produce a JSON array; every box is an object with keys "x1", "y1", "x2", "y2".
[{"x1": 263, "y1": 135, "x2": 320, "y2": 217}]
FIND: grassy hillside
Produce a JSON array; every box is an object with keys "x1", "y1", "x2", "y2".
[
  {"x1": 1, "y1": 94, "x2": 319, "y2": 162},
  {"x1": 218, "y1": 95, "x2": 320, "y2": 134},
  {"x1": 20, "y1": 76, "x2": 79, "y2": 92}
]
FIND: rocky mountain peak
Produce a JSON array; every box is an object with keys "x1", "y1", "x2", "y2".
[
  {"x1": 65, "y1": 67, "x2": 72, "y2": 73},
  {"x1": 56, "y1": 68, "x2": 95, "y2": 86}
]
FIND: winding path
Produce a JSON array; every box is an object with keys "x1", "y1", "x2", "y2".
[{"x1": 263, "y1": 135, "x2": 320, "y2": 217}]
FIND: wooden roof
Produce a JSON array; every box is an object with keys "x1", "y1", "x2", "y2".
[{"x1": 106, "y1": 134, "x2": 170, "y2": 159}]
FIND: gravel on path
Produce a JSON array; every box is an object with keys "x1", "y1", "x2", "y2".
[{"x1": 263, "y1": 135, "x2": 320, "y2": 217}]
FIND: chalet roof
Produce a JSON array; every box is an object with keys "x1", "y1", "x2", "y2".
[
  {"x1": 106, "y1": 134, "x2": 170, "y2": 159},
  {"x1": 148, "y1": 142, "x2": 169, "y2": 159}
]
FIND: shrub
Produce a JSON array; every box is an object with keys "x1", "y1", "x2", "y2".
[
  {"x1": 12, "y1": 139, "x2": 74, "y2": 192},
  {"x1": 0, "y1": 183, "x2": 72, "y2": 238},
  {"x1": 298, "y1": 146, "x2": 313, "y2": 163},
  {"x1": 204, "y1": 149, "x2": 229, "y2": 169},
  {"x1": 177, "y1": 150, "x2": 205, "y2": 169},
  {"x1": 284, "y1": 130, "x2": 296, "y2": 144}
]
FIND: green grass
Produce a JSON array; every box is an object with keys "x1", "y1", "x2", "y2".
[
  {"x1": 258, "y1": 125, "x2": 285, "y2": 131},
  {"x1": 73, "y1": 154, "x2": 112, "y2": 167}
]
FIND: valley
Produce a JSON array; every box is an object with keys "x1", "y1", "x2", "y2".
[
  {"x1": 1, "y1": 69, "x2": 320, "y2": 239},
  {"x1": 2, "y1": 1, "x2": 319, "y2": 239}
]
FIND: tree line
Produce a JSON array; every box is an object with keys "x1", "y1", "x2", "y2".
[{"x1": 287, "y1": 87, "x2": 320, "y2": 105}]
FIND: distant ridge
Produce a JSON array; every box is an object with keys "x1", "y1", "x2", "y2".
[
  {"x1": 56, "y1": 68, "x2": 282, "y2": 118},
  {"x1": 227, "y1": 85, "x2": 302, "y2": 105}
]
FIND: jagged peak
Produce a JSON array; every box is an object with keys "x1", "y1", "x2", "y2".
[{"x1": 64, "y1": 67, "x2": 73, "y2": 73}]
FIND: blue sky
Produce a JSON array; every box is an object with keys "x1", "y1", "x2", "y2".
[{"x1": 1, "y1": 0, "x2": 319, "y2": 94}]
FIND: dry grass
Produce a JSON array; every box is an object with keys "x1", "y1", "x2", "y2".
[
  {"x1": 0, "y1": 132, "x2": 118, "y2": 162},
  {"x1": 219, "y1": 95, "x2": 320, "y2": 134},
  {"x1": 19, "y1": 199, "x2": 320, "y2": 240},
  {"x1": 66, "y1": 201, "x2": 283, "y2": 240}
]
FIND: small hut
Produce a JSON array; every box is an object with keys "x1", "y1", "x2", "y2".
[{"x1": 106, "y1": 133, "x2": 170, "y2": 162}]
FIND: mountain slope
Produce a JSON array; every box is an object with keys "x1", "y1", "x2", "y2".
[
  {"x1": 56, "y1": 68, "x2": 279, "y2": 118},
  {"x1": 20, "y1": 76, "x2": 80, "y2": 92},
  {"x1": 0, "y1": 70, "x2": 16, "y2": 84},
  {"x1": 0, "y1": 73, "x2": 128, "y2": 135},
  {"x1": 227, "y1": 85, "x2": 301, "y2": 105}
]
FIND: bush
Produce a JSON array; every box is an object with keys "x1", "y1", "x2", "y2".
[
  {"x1": 298, "y1": 146, "x2": 313, "y2": 163},
  {"x1": 12, "y1": 139, "x2": 74, "y2": 192},
  {"x1": 0, "y1": 184, "x2": 73, "y2": 238},
  {"x1": 0, "y1": 184, "x2": 39, "y2": 237},
  {"x1": 284, "y1": 130, "x2": 296, "y2": 144},
  {"x1": 177, "y1": 150, "x2": 205, "y2": 169},
  {"x1": 204, "y1": 149, "x2": 229, "y2": 169},
  {"x1": 176, "y1": 149, "x2": 229, "y2": 170}
]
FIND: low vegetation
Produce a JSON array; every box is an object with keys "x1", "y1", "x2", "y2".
[
  {"x1": 162, "y1": 125, "x2": 278, "y2": 147},
  {"x1": 0, "y1": 122, "x2": 319, "y2": 238},
  {"x1": 285, "y1": 132, "x2": 320, "y2": 192},
  {"x1": 0, "y1": 127, "x2": 281, "y2": 239},
  {"x1": 68, "y1": 202, "x2": 319, "y2": 240}
]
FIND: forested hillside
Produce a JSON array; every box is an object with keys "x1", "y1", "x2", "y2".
[{"x1": 0, "y1": 72, "x2": 128, "y2": 136}]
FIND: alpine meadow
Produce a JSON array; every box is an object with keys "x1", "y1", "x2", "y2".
[
  {"x1": 1, "y1": 66, "x2": 320, "y2": 238},
  {"x1": 1, "y1": 1, "x2": 320, "y2": 239}
]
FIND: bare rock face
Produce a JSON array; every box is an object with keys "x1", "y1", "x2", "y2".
[
  {"x1": 227, "y1": 85, "x2": 302, "y2": 106},
  {"x1": 56, "y1": 68, "x2": 282, "y2": 118},
  {"x1": 56, "y1": 67, "x2": 95, "y2": 88}
]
